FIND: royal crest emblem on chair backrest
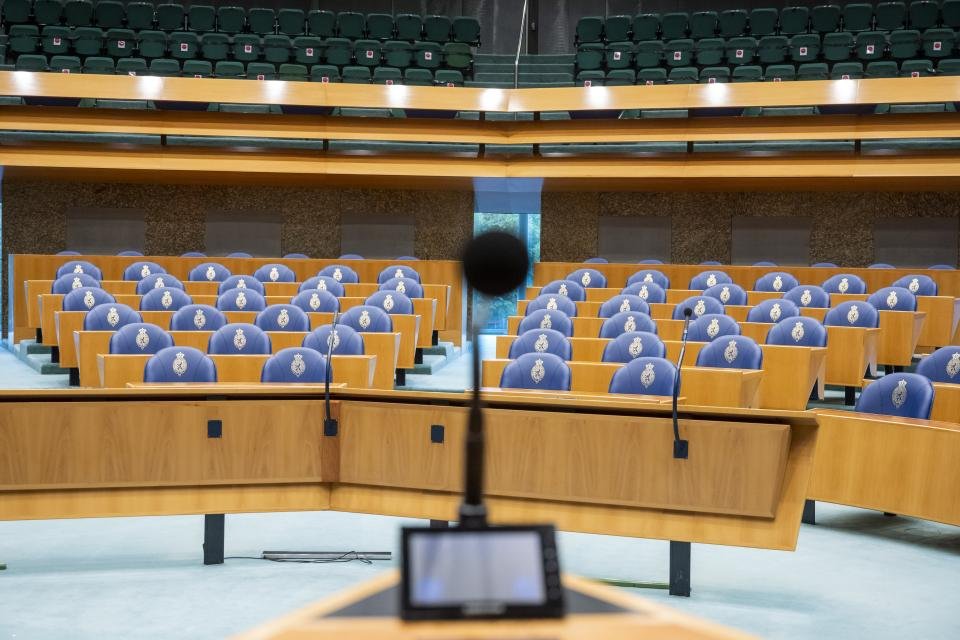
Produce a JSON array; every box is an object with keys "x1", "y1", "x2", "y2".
[
  {"x1": 791, "y1": 321, "x2": 805, "y2": 342},
  {"x1": 154, "y1": 277, "x2": 165, "y2": 289},
  {"x1": 233, "y1": 328, "x2": 246, "y2": 350},
  {"x1": 172, "y1": 351, "x2": 187, "y2": 376},
  {"x1": 838, "y1": 278, "x2": 849, "y2": 293},
  {"x1": 886, "y1": 290, "x2": 898, "y2": 309},
  {"x1": 723, "y1": 339, "x2": 739, "y2": 363},
  {"x1": 694, "y1": 299, "x2": 706, "y2": 317},
  {"x1": 581, "y1": 272, "x2": 591, "y2": 286},
  {"x1": 629, "y1": 336, "x2": 643, "y2": 357},
  {"x1": 327, "y1": 330, "x2": 340, "y2": 350},
  {"x1": 205, "y1": 266, "x2": 216, "y2": 281},
  {"x1": 72, "y1": 277, "x2": 83, "y2": 289},
  {"x1": 277, "y1": 308, "x2": 289, "y2": 328},
  {"x1": 135, "y1": 327, "x2": 150, "y2": 350},
  {"x1": 161, "y1": 290, "x2": 173, "y2": 308},
  {"x1": 333, "y1": 268, "x2": 343, "y2": 282},
  {"x1": 236, "y1": 278, "x2": 247, "y2": 289},
  {"x1": 769, "y1": 303, "x2": 782, "y2": 322},
  {"x1": 640, "y1": 362, "x2": 656, "y2": 388},
  {"x1": 290, "y1": 353, "x2": 305, "y2": 377},
  {"x1": 140, "y1": 264, "x2": 151, "y2": 278},
  {"x1": 107, "y1": 307, "x2": 120, "y2": 327},
  {"x1": 383, "y1": 294, "x2": 395, "y2": 312},
  {"x1": 624, "y1": 315, "x2": 636, "y2": 333},
  {"x1": 638, "y1": 285, "x2": 649, "y2": 299},
  {"x1": 891, "y1": 378, "x2": 908, "y2": 408},
  {"x1": 269, "y1": 267, "x2": 279, "y2": 282},
  {"x1": 847, "y1": 304, "x2": 859, "y2": 324},
  {"x1": 558, "y1": 283, "x2": 569, "y2": 296},
  {"x1": 235, "y1": 291, "x2": 247, "y2": 309},
  {"x1": 395, "y1": 268, "x2": 405, "y2": 279},
  {"x1": 359, "y1": 310, "x2": 371, "y2": 329},
  {"x1": 73, "y1": 264, "x2": 84, "y2": 274},
  {"x1": 546, "y1": 297, "x2": 558, "y2": 311},
  {"x1": 530, "y1": 358, "x2": 545, "y2": 383},
  {"x1": 719, "y1": 286, "x2": 731, "y2": 303},
  {"x1": 706, "y1": 273, "x2": 717, "y2": 287},
  {"x1": 773, "y1": 275, "x2": 783, "y2": 291},
  {"x1": 946, "y1": 352, "x2": 960, "y2": 378},
  {"x1": 309, "y1": 293, "x2": 321, "y2": 310},
  {"x1": 908, "y1": 278, "x2": 920, "y2": 293},
  {"x1": 707, "y1": 318, "x2": 720, "y2": 338},
  {"x1": 534, "y1": 333, "x2": 549, "y2": 352},
  {"x1": 619, "y1": 299, "x2": 631, "y2": 313},
  {"x1": 194, "y1": 309, "x2": 206, "y2": 329},
  {"x1": 643, "y1": 273, "x2": 653, "y2": 283},
  {"x1": 396, "y1": 281, "x2": 406, "y2": 294},
  {"x1": 540, "y1": 313, "x2": 552, "y2": 329},
  {"x1": 83, "y1": 291, "x2": 96, "y2": 309},
  {"x1": 800, "y1": 289, "x2": 812, "y2": 306},
  {"x1": 317, "y1": 279, "x2": 327, "y2": 291}
]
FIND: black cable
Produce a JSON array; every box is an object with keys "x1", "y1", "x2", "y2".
[{"x1": 223, "y1": 551, "x2": 373, "y2": 565}]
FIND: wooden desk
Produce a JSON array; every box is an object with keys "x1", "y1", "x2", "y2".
[
  {"x1": 916, "y1": 296, "x2": 960, "y2": 351},
  {"x1": 876, "y1": 310, "x2": 927, "y2": 367},
  {"x1": 823, "y1": 326, "x2": 879, "y2": 388},
  {"x1": 931, "y1": 383, "x2": 960, "y2": 424}
]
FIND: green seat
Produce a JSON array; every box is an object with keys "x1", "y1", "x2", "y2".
[
  {"x1": 169, "y1": 31, "x2": 197, "y2": 59},
  {"x1": 764, "y1": 64, "x2": 796, "y2": 81},
  {"x1": 695, "y1": 38, "x2": 724, "y2": 66},
  {"x1": 576, "y1": 69, "x2": 604, "y2": 86},
  {"x1": 10, "y1": 25, "x2": 40, "y2": 54},
  {"x1": 780, "y1": 6, "x2": 810, "y2": 35},
  {"x1": 277, "y1": 9, "x2": 305, "y2": 36},
  {"x1": 367, "y1": 13, "x2": 394, "y2": 41},
  {"x1": 404, "y1": 67, "x2": 432, "y2": 85},
  {"x1": 2, "y1": 0, "x2": 32, "y2": 24},
  {"x1": 790, "y1": 34, "x2": 821, "y2": 62},
  {"x1": 116, "y1": 57, "x2": 147, "y2": 75},
  {"x1": 605, "y1": 41, "x2": 633, "y2": 68},
  {"x1": 396, "y1": 14, "x2": 422, "y2": 41},
  {"x1": 337, "y1": 11, "x2": 365, "y2": 39},
  {"x1": 40, "y1": 25, "x2": 69, "y2": 54},
  {"x1": 823, "y1": 31, "x2": 854, "y2": 61},
  {"x1": 923, "y1": 29, "x2": 955, "y2": 58},
  {"x1": 137, "y1": 30, "x2": 167, "y2": 58},
  {"x1": 831, "y1": 61, "x2": 864, "y2": 78},
  {"x1": 105, "y1": 28, "x2": 135, "y2": 57},
  {"x1": 435, "y1": 69, "x2": 463, "y2": 86},
  {"x1": 217, "y1": 6, "x2": 245, "y2": 35},
  {"x1": 324, "y1": 38, "x2": 352, "y2": 66},
  {"x1": 699, "y1": 66, "x2": 730, "y2": 83},
  {"x1": 383, "y1": 40, "x2": 412, "y2": 68},
  {"x1": 306, "y1": 10, "x2": 334, "y2": 37},
  {"x1": 811, "y1": 4, "x2": 841, "y2": 33},
  {"x1": 373, "y1": 66, "x2": 401, "y2": 84},
  {"x1": 83, "y1": 56, "x2": 114, "y2": 73},
  {"x1": 248, "y1": 8, "x2": 275, "y2": 35},
  {"x1": 278, "y1": 63, "x2": 307, "y2": 81},
  {"x1": 938, "y1": 58, "x2": 960, "y2": 74},
  {"x1": 689, "y1": 11, "x2": 718, "y2": 39},
  {"x1": 126, "y1": 2, "x2": 155, "y2": 30},
  {"x1": 414, "y1": 41, "x2": 442, "y2": 68},
  {"x1": 634, "y1": 40, "x2": 662, "y2": 68},
  {"x1": 576, "y1": 16, "x2": 603, "y2": 43},
  {"x1": 943, "y1": 0, "x2": 960, "y2": 27},
  {"x1": 49, "y1": 54, "x2": 81, "y2": 73},
  {"x1": 797, "y1": 62, "x2": 829, "y2": 80},
  {"x1": 64, "y1": 0, "x2": 93, "y2": 26},
  {"x1": 187, "y1": 5, "x2": 215, "y2": 32},
  {"x1": 15, "y1": 54, "x2": 49, "y2": 71},
  {"x1": 660, "y1": 13, "x2": 688, "y2": 40},
  {"x1": 452, "y1": 16, "x2": 480, "y2": 45},
  {"x1": 155, "y1": 3, "x2": 184, "y2": 31},
  {"x1": 293, "y1": 36, "x2": 322, "y2": 65},
  {"x1": 664, "y1": 38, "x2": 693, "y2": 67},
  {"x1": 909, "y1": 1, "x2": 939, "y2": 29},
  {"x1": 232, "y1": 34, "x2": 261, "y2": 62},
  {"x1": 342, "y1": 65, "x2": 371, "y2": 84},
  {"x1": 423, "y1": 15, "x2": 451, "y2": 42},
  {"x1": 732, "y1": 65, "x2": 763, "y2": 82},
  {"x1": 758, "y1": 35, "x2": 788, "y2": 64},
  {"x1": 200, "y1": 33, "x2": 229, "y2": 61},
  {"x1": 605, "y1": 15, "x2": 632, "y2": 42},
  {"x1": 576, "y1": 43, "x2": 603, "y2": 70},
  {"x1": 605, "y1": 69, "x2": 635, "y2": 85},
  {"x1": 726, "y1": 36, "x2": 757, "y2": 65},
  {"x1": 34, "y1": 0, "x2": 65, "y2": 25},
  {"x1": 94, "y1": 1, "x2": 124, "y2": 29},
  {"x1": 866, "y1": 60, "x2": 899, "y2": 77},
  {"x1": 311, "y1": 64, "x2": 340, "y2": 83},
  {"x1": 214, "y1": 60, "x2": 243, "y2": 78},
  {"x1": 668, "y1": 67, "x2": 698, "y2": 84},
  {"x1": 73, "y1": 27, "x2": 104, "y2": 56},
  {"x1": 246, "y1": 62, "x2": 276, "y2": 80},
  {"x1": 637, "y1": 67, "x2": 667, "y2": 84},
  {"x1": 842, "y1": 4, "x2": 873, "y2": 32},
  {"x1": 719, "y1": 9, "x2": 748, "y2": 37},
  {"x1": 748, "y1": 8, "x2": 778, "y2": 36},
  {"x1": 889, "y1": 29, "x2": 920, "y2": 58},
  {"x1": 443, "y1": 42, "x2": 471, "y2": 69},
  {"x1": 354, "y1": 39, "x2": 382, "y2": 67},
  {"x1": 900, "y1": 58, "x2": 934, "y2": 76},
  {"x1": 855, "y1": 31, "x2": 886, "y2": 61},
  {"x1": 876, "y1": 1, "x2": 907, "y2": 30},
  {"x1": 632, "y1": 14, "x2": 659, "y2": 41},
  {"x1": 148, "y1": 58, "x2": 179, "y2": 76},
  {"x1": 264, "y1": 35, "x2": 291, "y2": 64}
]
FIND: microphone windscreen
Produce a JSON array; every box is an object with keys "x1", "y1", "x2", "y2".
[
  {"x1": 683, "y1": 307, "x2": 693, "y2": 318},
  {"x1": 462, "y1": 231, "x2": 530, "y2": 297}
]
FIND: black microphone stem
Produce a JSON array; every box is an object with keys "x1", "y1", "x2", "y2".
[
  {"x1": 323, "y1": 312, "x2": 340, "y2": 437},
  {"x1": 672, "y1": 310, "x2": 692, "y2": 460},
  {"x1": 460, "y1": 293, "x2": 488, "y2": 528}
]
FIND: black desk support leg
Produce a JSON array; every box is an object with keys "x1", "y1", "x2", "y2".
[
  {"x1": 204, "y1": 514, "x2": 225, "y2": 565},
  {"x1": 669, "y1": 541, "x2": 691, "y2": 597},
  {"x1": 803, "y1": 499, "x2": 817, "y2": 525}
]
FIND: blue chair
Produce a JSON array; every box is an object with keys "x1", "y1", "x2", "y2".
[
  {"x1": 256, "y1": 304, "x2": 311, "y2": 332},
  {"x1": 599, "y1": 294, "x2": 649, "y2": 318},
  {"x1": 608, "y1": 356, "x2": 677, "y2": 396},
  {"x1": 822, "y1": 273, "x2": 866, "y2": 294},
  {"x1": 303, "y1": 324, "x2": 365, "y2": 355},
  {"x1": 339, "y1": 253, "x2": 364, "y2": 259},
  {"x1": 181, "y1": 251, "x2": 207, "y2": 257},
  {"x1": 208, "y1": 323, "x2": 272, "y2": 354},
  {"x1": 63, "y1": 287, "x2": 115, "y2": 311},
  {"x1": 755, "y1": 271, "x2": 799, "y2": 293},
  {"x1": 700, "y1": 260, "x2": 722, "y2": 266},
  {"x1": 602, "y1": 331, "x2": 665, "y2": 362},
  {"x1": 518, "y1": 309, "x2": 573, "y2": 337},
  {"x1": 188, "y1": 262, "x2": 231, "y2": 282},
  {"x1": 217, "y1": 288, "x2": 267, "y2": 312},
  {"x1": 396, "y1": 256, "x2": 418, "y2": 260},
  {"x1": 855, "y1": 373, "x2": 934, "y2": 419},
  {"x1": 824, "y1": 301, "x2": 879, "y2": 328},
  {"x1": 689, "y1": 270, "x2": 732, "y2": 290},
  {"x1": 218, "y1": 275, "x2": 265, "y2": 295},
  {"x1": 696, "y1": 335, "x2": 763, "y2": 369},
  {"x1": 319, "y1": 264, "x2": 360, "y2": 284},
  {"x1": 703, "y1": 283, "x2": 747, "y2": 306},
  {"x1": 83, "y1": 303, "x2": 142, "y2": 330},
  {"x1": 637, "y1": 259, "x2": 664, "y2": 264},
  {"x1": 784, "y1": 284, "x2": 830, "y2": 309},
  {"x1": 766, "y1": 316, "x2": 828, "y2": 347},
  {"x1": 811, "y1": 262, "x2": 838, "y2": 267},
  {"x1": 928, "y1": 264, "x2": 956, "y2": 270},
  {"x1": 747, "y1": 298, "x2": 800, "y2": 323},
  {"x1": 57, "y1": 250, "x2": 82, "y2": 256},
  {"x1": 599, "y1": 311, "x2": 656, "y2": 338},
  {"x1": 500, "y1": 352, "x2": 571, "y2": 391},
  {"x1": 56, "y1": 260, "x2": 102, "y2": 280},
  {"x1": 123, "y1": 261, "x2": 166, "y2": 281},
  {"x1": 140, "y1": 287, "x2": 192, "y2": 311},
  {"x1": 135, "y1": 273, "x2": 185, "y2": 295},
  {"x1": 144, "y1": 346, "x2": 217, "y2": 382},
  {"x1": 526, "y1": 294, "x2": 578, "y2": 318},
  {"x1": 621, "y1": 281, "x2": 667, "y2": 304},
  {"x1": 378, "y1": 265, "x2": 421, "y2": 284},
  {"x1": 687, "y1": 314, "x2": 740, "y2": 342},
  {"x1": 261, "y1": 347, "x2": 329, "y2": 383},
  {"x1": 366, "y1": 290, "x2": 414, "y2": 315},
  {"x1": 51, "y1": 273, "x2": 99, "y2": 293},
  {"x1": 380, "y1": 277, "x2": 424, "y2": 298},
  {"x1": 117, "y1": 250, "x2": 144, "y2": 257},
  {"x1": 227, "y1": 252, "x2": 253, "y2": 258},
  {"x1": 109, "y1": 322, "x2": 173, "y2": 354},
  {"x1": 291, "y1": 289, "x2": 340, "y2": 313},
  {"x1": 753, "y1": 261, "x2": 777, "y2": 266},
  {"x1": 892, "y1": 274, "x2": 937, "y2": 296},
  {"x1": 341, "y1": 305, "x2": 394, "y2": 332},
  {"x1": 541, "y1": 279, "x2": 586, "y2": 301},
  {"x1": 869, "y1": 263, "x2": 896, "y2": 269},
  {"x1": 867, "y1": 286, "x2": 917, "y2": 311},
  {"x1": 299, "y1": 276, "x2": 345, "y2": 297},
  {"x1": 916, "y1": 346, "x2": 960, "y2": 383},
  {"x1": 284, "y1": 253, "x2": 309, "y2": 259},
  {"x1": 567, "y1": 267, "x2": 607, "y2": 288},
  {"x1": 254, "y1": 263, "x2": 296, "y2": 283},
  {"x1": 673, "y1": 295, "x2": 724, "y2": 319},
  {"x1": 508, "y1": 328, "x2": 572, "y2": 360},
  {"x1": 584, "y1": 257, "x2": 608, "y2": 263},
  {"x1": 170, "y1": 304, "x2": 227, "y2": 331},
  {"x1": 627, "y1": 269, "x2": 670, "y2": 289}
]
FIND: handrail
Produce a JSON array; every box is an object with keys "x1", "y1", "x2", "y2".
[{"x1": 514, "y1": 0, "x2": 529, "y2": 89}]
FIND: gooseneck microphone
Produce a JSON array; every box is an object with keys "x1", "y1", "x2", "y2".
[
  {"x1": 672, "y1": 307, "x2": 693, "y2": 460},
  {"x1": 459, "y1": 231, "x2": 529, "y2": 528},
  {"x1": 323, "y1": 310, "x2": 341, "y2": 437}
]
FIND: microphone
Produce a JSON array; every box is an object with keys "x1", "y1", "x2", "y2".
[
  {"x1": 672, "y1": 307, "x2": 692, "y2": 460},
  {"x1": 323, "y1": 311, "x2": 340, "y2": 437}
]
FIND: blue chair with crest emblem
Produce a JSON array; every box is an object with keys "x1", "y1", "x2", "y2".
[
  {"x1": 687, "y1": 314, "x2": 740, "y2": 342},
  {"x1": 621, "y1": 281, "x2": 667, "y2": 304},
  {"x1": 123, "y1": 261, "x2": 166, "y2": 281},
  {"x1": 602, "y1": 331, "x2": 665, "y2": 363},
  {"x1": 378, "y1": 265, "x2": 421, "y2": 284},
  {"x1": 340, "y1": 254, "x2": 364, "y2": 259},
  {"x1": 753, "y1": 261, "x2": 777, "y2": 267},
  {"x1": 627, "y1": 269, "x2": 670, "y2": 289},
  {"x1": 584, "y1": 257, "x2": 608, "y2": 263},
  {"x1": 109, "y1": 322, "x2": 174, "y2": 354},
  {"x1": 380, "y1": 277, "x2": 424, "y2": 298},
  {"x1": 341, "y1": 305, "x2": 393, "y2": 333},
  {"x1": 892, "y1": 274, "x2": 937, "y2": 296},
  {"x1": 319, "y1": 264, "x2": 360, "y2": 284},
  {"x1": 526, "y1": 294, "x2": 578, "y2": 318},
  {"x1": 136, "y1": 274, "x2": 185, "y2": 295},
  {"x1": 83, "y1": 303, "x2": 142, "y2": 330},
  {"x1": 117, "y1": 250, "x2": 144, "y2": 257},
  {"x1": 754, "y1": 271, "x2": 799, "y2": 293},
  {"x1": 144, "y1": 346, "x2": 217, "y2": 383},
  {"x1": 188, "y1": 262, "x2": 231, "y2": 282},
  {"x1": 696, "y1": 335, "x2": 763, "y2": 369},
  {"x1": 300, "y1": 276, "x2": 345, "y2": 297},
  {"x1": 869, "y1": 263, "x2": 895, "y2": 269},
  {"x1": 518, "y1": 309, "x2": 573, "y2": 337},
  {"x1": 599, "y1": 311, "x2": 656, "y2": 338},
  {"x1": 567, "y1": 267, "x2": 607, "y2": 289},
  {"x1": 56, "y1": 260, "x2": 102, "y2": 280},
  {"x1": 284, "y1": 253, "x2": 309, "y2": 259},
  {"x1": 52, "y1": 273, "x2": 100, "y2": 294},
  {"x1": 255, "y1": 304, "x2": 311, "y2": 332},
  {"x1": 140, "y1": 287, "x2": 192, "y2": 311},
  {"x1": 703, "y1": 283, "x2": 747, "y2": 306},
  {"x1": 867, "y1": 286, "x2": 916, "y2": 311},
  {"x1": 811, "y1": 262, "x2": 838, "y2": 267},
  {"x1": 747, "y1": 299, "x2": 800, "y2": 323},
  {"x1": 784, "y1": 284, "x2": 830, "y2": 309},
  {"x1": 170, "y1": 304, "x2": 227, "y2": 331},
  {"x1": 261, "y1": 347, "x2": 329, "y2": 383},
  {"x1": 181, "y1": 252, "x2": 207, "y2": 258},
  {"x1": 541, "y1": 279, "x2": 586, "y2": 301},
  {"x1": 208, "y1": 323, "x2": 272, "y2": 354},
  {"x1": 638, "y1": 259, "x2": 664, "y2": 264},
  {"x1": 227, "y1": 252, "x2": 253, "y2": 258},
  {"x1": 217, "y1": 287, "x2": 267, "y2": 312},
  {"x1": 608, "y1": 356, "x2": 677, "y2": 396},
  {"x1": 303, "y1": 324, "x2": 365, "y2": 355},
  {"x1": 824, "y1": 301, "x2": 879, "y2": 328},
  {"x1": 822, "y1": 273, "x2": 866, "y2": 294},
  {"x1": 366, "y1": 290, "x2": 414, "y2": 315},
  {"x1": 689, "y1": 270, "x2": 732, "y2": 290},
  {"x1": 218, "y1": 275, "x2": 265, "y2": 295},
  {"x1": 855, "y1": 373, "x2": 934, "y2": 419},
  {"x1": 254, "y1": 263, "x2": 297, "y2": 283},
  {"x1": 63, "y1": 287, "x2": 115, "y2": 311},
  {"x1": 766, "y1": 316, "x2": 828, "y2": 347},
  {"x1": 599, "y1": 294, "x2": 649, "y2": 318},
  {"x1": 500, "y1": 352, "x2": 571, "y2": 391},
  {"x1": 291, "y1": 290, "x2": 340, "y2": 313},
  {"x1": 916, "y1": 346, "x2": 960, "y2": 383},
  {"x1": 673, "y1": 295, "x2": 724, "y2": 319},
  {"x1": 508, "y1": 328, "x2": 572, "y2": 360}
]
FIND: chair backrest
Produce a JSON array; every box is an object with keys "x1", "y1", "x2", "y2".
[
  {"x1": 855, "y1": 373, "x2": 934, "y2": 419},
  {"x1": 299, "y1": 276, "x2": 345, "y2": 297},
  {"x1": 541, "y1": 279, "x2": 586, "y2": 301},
  {"x1": 526, "y1": 294, "x2": 578, "y2": 318},
  {"x1": 695, "y1": 335, "x2": 763, "y2": 369},
  {"x1": 181, "y1": 251, "x2": 207, "y2": 257},
  {"x1": 608, "y1": 356, "x2": 677, "y2": 396},
  {"x1": 822, "y1": 273, "x2": 867, "y2": 294},
  {"x1": 338, "y1": 253, "x2": 364, "y2": 259},
  {"x1": 378, "y1": 265, "x2": 421, "y2": 284},
  {"x1": 567, "y1": 267, "x2": 607, "y2": 288},
  {"x1": 52, "y1": 273, "x2": 100, "y2": 293},
  {"x1": 116, "y1": 250, "x2": 144, "y2": 257},
  {"x1": 916, "y1": 346, "x2": 960, "y2": 383},
  {"x1": 500, "y1": 352, "x2": 571, "y2": 391},
  {"x1": 319, "y1": 264, "x2": 359, "y2": 284},
  {"x1": 621, "y1": 281, "x2": 667, "y2": 304},
  {"x1": 599, "y1": 311, "x2": 656, "y2": 338},
  {"x1": 291, "y1": 289, "x2": 340, "y2": 313},
  {"x1": 702, "y1": 283, "x2": 747, "y2": 306},
  {"x1": 284, "y1": 253, "x2": 309, "y2": 259},
  {"x1": 747, "y1": 298, "x2": 800, "y2": 323},
  {"x1": 892, "y1": 274, "x2": 938, "y2": 296},
  {"x1": 598, "y1": 294, "x2": 650, "y2": 318},
  {"x1": 255, "y1": 304, "x2": 310, "y2": 331},
  {"x1": 56, "y1": 260, "x2": 102, "y2": 280},
  {"x1": 627, "y1": 269, "x2": 670, "y2": 289},
  {"x1": 340, "y1": 305, "x2": 393, "y2": 332},
  {"x1": 302, "y1": 323, "x2": 365, "y2": 355},
  {"x1": 219, "y1": 275, "x2": 265, "y2": 294},
  {"x1": 109, "y1": 322, "x2": 173, "y2": 354},
  {"x1": 144, "y1": 346, "x2": 217, "y2": 383},
  {"x1": 123, "y1": 261, "x2": 166, "y2": 281},
  {"x1": 784, "y1": 284, "x2": 831, "y2": 308},
  {"x1": 508, "y1": 328, "x2": 572, "y2": 360},
  {"x1": 226, "y1": 252, "x2": 253, "y2": 258},
  {"x1": 602, "y1": 331, "x2": 665, "y2": 363},
  {"x1": 217, "y1": 287, "x2": 267, "y2": 312},
  {"x1": 140, "y1": 287, "x2": 192, "y2": 311},
  {"x1": 867, "y1": 286, "x2": 917, "y2": 311},
  {"x1": 380, "y1": 277, "x2": 423, "y2": 298},
  {"x1": 811, "y1": 262, "x2": 838, "y2": 267},
  {"x1": 674, "y1": 295, "x2": 724, "y2": 319},
  {"x1": 188, "y1": 262, "x2": 231, "y2": 282},
  {"x1": 869, "y1": 263, "x2": 896, "y2": 269},
  {"x1": 83, "y1": 303, "x2": 142, "y2": 330},
  {"x1": 135, "y1": 273, "x2": 185, "y2": 295},
  {"x1": 57, "y1": 251, "x2": 82, "y2": 256},
  {"x1": 754, "y1": 271, "x2": 799, "y2": 293},
  {"x1": 928, "y1": 264, "x2": 956, "y2": 270},
  {"x1": 584, "y1": 257, "x2": 608, "y2": 263},
  {"x1": 254, "y1": 263, "x2": 296, "y2": 283},
  {"x1": 261, "y1": 347, "x2": 328, "y2": 383},
  {"x1": 824, "y1": 301, "x2": 879, "y2": 327},
  {"x1": 170, "y1": 304, "x2": 226, "y2": 331},
  {"x1": 518, "y1": 309, "x2": 573, "y2": 337},
  {"x1": 63, "y1": 286, "x2": 115, "y2": 311},
  {"x1": 689, "y1": 270, "x2": 732, "y2": 289},
  {"x1": 766, "y1": 316, "x2": 828, "y2": 347},
  {"x1": 687, "y1": 313, "x2": 740, "y2": 342},
  {"x1": 366, "y1": 290, "x2": 414, "y2": 315},
  {"x1": 208, "y1": 323, "x2": 272, "y2": 354},
  {"x1": 752, "y1": 260, "x2": 777, "y2": 266}
]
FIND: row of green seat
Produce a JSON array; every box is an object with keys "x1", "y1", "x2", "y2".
[{"x1": 576, "y1": 2, "x2": 959, "y2": 42}]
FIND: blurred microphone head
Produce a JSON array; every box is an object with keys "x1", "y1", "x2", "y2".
[
  {"x1": 462, "y1": 231, "x2": 529, "y2": 297},
  {"x1": 683, "y1": 307, "x2": 693, "y2": 318}
]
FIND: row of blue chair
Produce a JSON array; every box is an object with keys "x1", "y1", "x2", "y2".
[
  {"x1": 56, "y1": 250, "x2": 411, "y2": 260},
  {"x1": 585, "y1": 258, "x2": 957, "y2": 269},
  {"x1": 143, "y1": 345, "x2": 328, "y2": 383}
]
